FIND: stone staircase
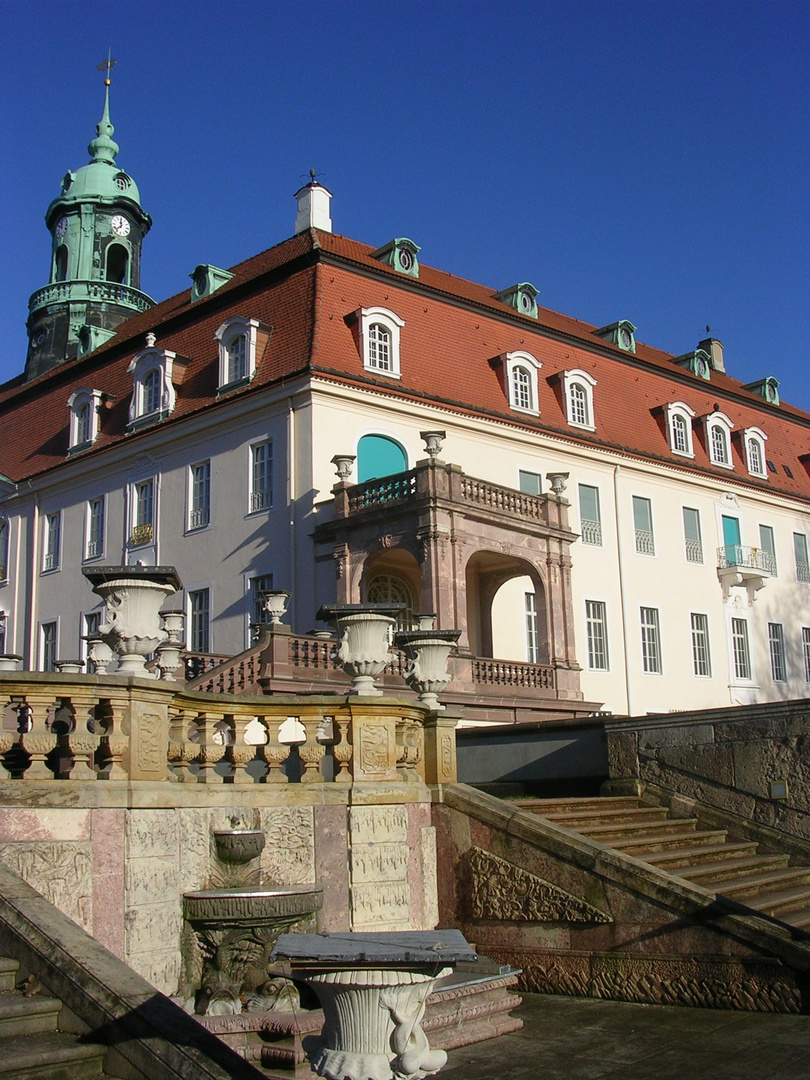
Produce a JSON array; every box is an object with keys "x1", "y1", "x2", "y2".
[
  {"x1": 516, "y1": 795, "x2": 810, "y2": 933},
  {"x1": 0, "y1": 956, "x2": 107, "y2": 1079}
]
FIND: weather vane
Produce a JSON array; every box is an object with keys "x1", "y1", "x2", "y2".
[
  {"x1": 96, "y1": 51, "x2": 117, "y2": 86},
  {"x1": 300, "y1": 168, "x2": 325, "y2": 185}
]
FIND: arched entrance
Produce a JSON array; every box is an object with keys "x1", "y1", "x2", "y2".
[
  {"x1": 465, "y1": 551, "x2": 549, "y2": 663},
  {"x1": 361, "y1": 548, "x2": 421, "y2": 629}
]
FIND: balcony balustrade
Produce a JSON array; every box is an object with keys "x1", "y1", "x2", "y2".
[
  {"x1": 28, "y1": 279, "x2": 154, "y2": 314},
  {"x1": 717, "y1": 545, "x2": 776, "y2": 575}
]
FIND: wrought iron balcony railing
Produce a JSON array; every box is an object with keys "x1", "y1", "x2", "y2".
[{"x1": 717, "y1": 545, "x2": 776, "y2": 574}]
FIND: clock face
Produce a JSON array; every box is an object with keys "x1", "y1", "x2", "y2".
[
  {"x1": 111, "y1": 214, "x2": 130, "y2": 238},
  {"x1": 55, "y1": 216, "x2": 68, "y2": 239}
]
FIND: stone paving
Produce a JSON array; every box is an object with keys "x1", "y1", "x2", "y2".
[{"x1": 440, "y1": 993, "x2": 810, "y2": 1079}]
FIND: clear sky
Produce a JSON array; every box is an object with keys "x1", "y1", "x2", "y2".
[{"x1": 1, "y1": 1, "x2": 807, "y2": 407}]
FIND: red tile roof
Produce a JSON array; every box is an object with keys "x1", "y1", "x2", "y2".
[{"x1": 1, "y1": 228, "x2": 809, "y2": 502}]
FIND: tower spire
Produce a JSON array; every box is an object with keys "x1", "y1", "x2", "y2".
[{"x1": 88, "y1": 52, "x2": 119, "y2": 165}]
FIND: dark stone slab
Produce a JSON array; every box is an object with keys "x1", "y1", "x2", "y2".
[
  {"x1": 271, "y1": 930, "x2": 477, "y2": 965},
  {"x1": 82, "y1": 564, "x2": 183, "y2": 590}
]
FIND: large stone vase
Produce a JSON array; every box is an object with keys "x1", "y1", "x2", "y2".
[
  {"x1": 83, "y1": 566, "x2": 181, "y2": 677},
  {"x1": 318, "y1": 605, "x2": 400, "y2": 697},
  {"x1": 394, "y1": 630, "x2": 461, "y2": 711}
]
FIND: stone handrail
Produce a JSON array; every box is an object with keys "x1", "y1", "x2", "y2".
[
  {"x1": 458, "y1": 477, "x2": 546, "y2": 521},
  {"x1": 471, "y1": 658, "x2": 555, "y2": 690},
  {"x1": 28, "y1": 279, "x2": 154, "y2": 314},
  {"x1": 0, "y1": 672, "x2": 455, "y2": 786}
]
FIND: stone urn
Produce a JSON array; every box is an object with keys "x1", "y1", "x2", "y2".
[
  {"x1": 83, "y1": 635, "x2": 114, "y2": 675},
  {"x1": 55, "y1": 660, "x2": 83, "y2": 674},
  {"x1": 161, "y1": 609, "x2": 186, "y2": 643},
  {"x1": 261, "y1": 590, "x2": 290, "y2": 625},
  {"x1": 0, "y1": 655, "x2": 22, "y2": 672},
  {"x1": 395, "y1": 629, "x2": 461, "y2": 711},
  {"x1": 82, "y1": 566, "x2": 182, "y2": 677},
  {"x1": 318, "y1": 604, "x2": 401, "y2": 697}
]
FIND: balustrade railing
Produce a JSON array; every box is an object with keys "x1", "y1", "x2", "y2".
[
  {"x1": 634, "y1": 529, "x2": 655, "y2": 556},
  {"x1": 28, "y1": 280, "x2": 154, "y2": 313},
  {"x1": 471, "y1": 658, "x2": 555, "y2": 690},
  {"x1": 580, "y1": 519, "x2": 602, "y2": 546},
  {"x1": 717, "y1": 545, "x2": 776, "y2": 574},
  {"x1": 347, "y1": 471, "x2": 417, "y2": 512},
  {"x1": 0, "y1": 673, "x2": 448, "y2": 785},
  {"x1": 459, "y1": 477, "x2": 545, "y2": 521}
]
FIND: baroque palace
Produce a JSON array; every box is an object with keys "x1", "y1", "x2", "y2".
[{"x1": 2, "y1": 84, "x2": 810, "y2": 723}]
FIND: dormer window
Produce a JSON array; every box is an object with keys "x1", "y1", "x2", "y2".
[
  {"x1": 594, "y1": 320, "x2": 637, "y2": 353},
  {"x1": 490, "y1": 352, "x2": 541, "y2": 415},
  {"x1": 67, "y1": 388, "x2": 103, "y2": 452},
  {"x1": 562, "y1": 370, "x2": 596, "y2": 430},
  {"x1": 742, "y1": 427, "x2": 768, "y2": 478},
  {"x1": 703, "y1": 411, "x2": 734, "y2": 468},
  {"x1": 370, "y1": 238, "x2": 421, "y2": 278},
  {"x1": 494, "y1": 283, "x2": 539, "y2": 320},
  {"x1": 664, "y1": 402, "x2": 695, "y2": 457},
  {"x1": 215, "y1": 317, "x2": 270, "y2": 392},
  {"x1": 128, "y1": 341, "x2": 187, "y2": 429},
  {"x1": 674, "y1": 349, "x2": 712, "y2": 381},
  {"x1": 355, "y1": 307, "x2": 404, "y2": 379}
]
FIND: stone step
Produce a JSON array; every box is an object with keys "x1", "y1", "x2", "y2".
[
  {"x1": 0, "y1": 962, "x2": 18, "y2": 995},
  {"x1": 513, "y1": 796, "x2": 642, "y2": 812},
  {"x1": 778, "y1": 907, "x2": 810, "y2": 930},
  {"x1": 0, "y1": 1030, "x2": 105, "y2": 1079},
  {"x1": 681, "y1": 853, "x2": 791, "y2": 886},
  {"x1": 754, "y1": 884, "x2": 810, "y2": 918},
  {"x1": 0, "y1": 993, "x2": 61, "y2": 1037},
  {"x1": 643, "y1": 841, "x2": 760, "y2": 869},
  {"x1": 535, "y1": 806, "x2": 671, "y2": 828},
  {"x1": 712, "y1": 867, "x2": 810, "y2": 901},
  {"x1": 611, "y1": 829, "x2": 729, "y2": 855},
  {"x1": 574, "y1": 817, "x2": 700, "y2": 842}
]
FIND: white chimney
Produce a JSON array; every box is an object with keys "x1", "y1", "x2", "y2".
[{"x1": 294, "y1": 179, "x2": 332, "y2": 235}]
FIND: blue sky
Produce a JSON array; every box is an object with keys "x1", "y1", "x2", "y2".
[{"x1": 1, "y1": 1, "x2": 807, "y2": 408}]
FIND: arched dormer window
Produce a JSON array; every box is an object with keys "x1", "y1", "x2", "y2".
[
  {"x1": 127, "y1": 340, "x2": 187, "y2": 429},
  {"x1": 215, "y1": 317, "x2": 270, "y2": 392},
  {"x1": 67, "y1": 388, "x2": 103, "y2": 452},
  {"x1": 355, "y1": 307, "x2": 404, "y2": 378},
  {"x1": 499, "y1": 351, "x2": 541, "y2": 416},
  {"x1": 703, "y1": 411, "x2": 734, "y2": 469},
  {"x1": 742, "y1": 426, "x2": 768, "y2": 478},
  {"x1": 562, "y1": 369, "x2": 597, "y2": 430},
  {"x1": 55, "y1": 245, "x2": 68, "y2": 282},
  {"x1": 106, "y1": 243, "x2": 129, "y2": 284},
  {"x1": 663, "y1": 402, "x2": 696, "y2": 457}
]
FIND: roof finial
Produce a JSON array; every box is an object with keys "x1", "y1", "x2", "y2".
[{"x1": 88, "y1": 52, "x2": 120, "y2": 165}]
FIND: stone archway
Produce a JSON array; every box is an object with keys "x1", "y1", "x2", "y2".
[{"x1": 464, "y1": 552, "x2": 548, "y2": 663}]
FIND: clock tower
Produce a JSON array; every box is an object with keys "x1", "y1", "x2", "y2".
[{"x1": 24, "y1": 72, "x2": 154, "y2": 381}]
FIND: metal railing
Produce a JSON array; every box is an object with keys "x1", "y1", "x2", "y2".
[
  {"x1": 580, "y1": 519, "x2": 602, "y2": 546},
  {"x1": 43, "y1": 553, "x2": 58, "y2": 572},
  {"x1": 188, "y1": 508, "x2": 209, "y2": 530},
  {"x1": 250, "y1": 490, "x2": 272, "y2": 512},
  {"x1": 796, "y1": 561, "x2": 810, "y2": 584},
  {"x1": 347, "y1": 471, "x2": 417, "y2": 512},
  {"x1": 634, "y1": 529, "x2": 655, "y2": 556},
  {"x1": 717, "y1": 545, "x2": 776, "y2": 574},
  {"x1": 685, "y1": 538, "x2": 703, "y2": 563}
]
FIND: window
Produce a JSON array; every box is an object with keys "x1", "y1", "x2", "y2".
[
  {"x1": 55, "y1": 245, "x2": 68, "y2": 282},
  {"x1": 768, "y1": 623, "x2": 787, "y2": 682},
  {"x1": 250, "y1": 574, "x2": 274, "y2": 628},
  {"x1": 731, "y1": 618, "x2": 752, "y2": 680},
  {"x1": 578, "y1": 484, "x2": 602, "y2": 546},
  {"x1": 0, "y1": 613, "x2": 5, "y2": 655},
  {"x1": 525, "y1": 592, "x2": 539, "y2": 664},
  {"x1": 127, "y1": 343, "x2": 182, "y2": 427},
  {"x1": 803, "y1": 627, "x2": 810, "y2": 683},
  {"x1": 250, "y1": 442, "x2": 273, "y2": 512},
  {"x1": 67, "y1": 388, "x2": 103, "y2": 451},
  {"x1": 640, "y1": 607, "x2": 662, "y2": 674},
  {"x1": 189, "y1": 461, "x2": 211, "y2": 530},
  {"x1": 43, "y1": 512, "x2": 61, "y2": 572},
  {"x1": 704, "y1": 412, "x2": 734, "y2": 468},
  {"x1": 794, "y1": 533, "x2": 810, "y2": 584},
  {"x1": 0, "y1": 513, "x2": 8, "y2": 581},
  {"x1": 632, "y1": 496, "x2": 655, "y2": 556},
  {"x1": 562, "y1": 370, "x2": 596, "y2": 430},
  {"x1": 664, "y1": 402, "x2": 695, "y2": 457},
  {"x1": 502, "y1": 352, "x2": 541, "y2": 415},
  {"x1": 366, "y1": 574, "x2": 417, "y2": 629},
  {"x1": 743, "y1": 427, "x2": 768, "y2": 479},
  {"x1": 132, "y1": 479, "x2": 154, "y2": 546},
  {"x1": 356, "y1": 434, "x2": 407, "y2": 483},
  {"x1": 519, "y1": 471, "x2": 542, "y2": 496},
  {"x1": 682, "y1": 507, "x2": 703, "y2": 563},
  {"x1": 356, "y1": 307, "x2": 404, "y2": 378},
  {"x1": 106, "y1": 243, "x2": 128, "y2": 284},
  {"x1": 690, "y1": 614, "x2": 711, "y2": 677},
  {"x1": 215, "y1": 317, "x2": 268, "y2": 390},
  {"x1": 585, "y1": 600, "x2": 609, "y2": 671},
  {"x1": 86, "y1": 497, "x2": 105, "y2": 559},
  {"x1": 759, "y1": 525, "x2": 777, "y2": 576},
  {"x1": 40, "y1": 621, "x2": 57, "y2": 672},
  {"x1": 189, "y1": 589, "x2": 210, "y2": 653}
]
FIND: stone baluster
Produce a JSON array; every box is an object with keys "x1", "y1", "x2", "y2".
[
  {"x1": 67, "y1": 691, "x2": 100, "y2": 780},
  {"x1": 230, "y1": 710, "x2": 258, "y2": 785},
  {"x1": 299, "y1": 717, "x2": 326, "y2": 783},
  {"x1": 260, "y1": 721, "x2": 291, "y2": 783},
  {"x1": 167, "y1": 708, "x2": 198, "y2": 783},
  {"x1": 192, "y1": 712, "x2": 228, "y2": 783},
  {"x1": 100, "y1": 694, "x2": 130, "y2": 780},
  {"x1": 332, "y1": 716, "x2": 353, "y2": 782},
  {"x1": 0, "y1": 730, "x2": 14, "y2": 779},
  {"x1": 20, "y1": 692, "x2": 58, "y2": 779}
]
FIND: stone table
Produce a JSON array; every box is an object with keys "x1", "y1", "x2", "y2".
[{"x1": 271, "y1": 930, "x2": 477, "y2": 1080}]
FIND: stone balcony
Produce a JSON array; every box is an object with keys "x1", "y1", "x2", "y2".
[
  {"x1": 717, "y1": 544, "x2": 776, "y2": 601},
  {"x1": 28, "y1": 279, "x2": 154, "y2": 315}
]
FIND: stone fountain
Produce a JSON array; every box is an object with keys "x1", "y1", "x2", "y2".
[{"x1": 182, "y1": 819, "x2": 322, "y2": 1016}]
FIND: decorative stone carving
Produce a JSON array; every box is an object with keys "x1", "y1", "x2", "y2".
[
  {"x1": 260, "y1": 807, "x2": 316, "y2": 885},
  {"x1": 395, "y1": 629, "x2": 461, "y2": 711},
  {"x1": 0, "y1": 842, "x2": 92, "y2": 931},
  {"x1": 318, "y1": 605, "x2": 398, "y2": 697},
  {"x1": 420, "y1": 429, "x2": 446, "y2": 459},
  {"x1": 261, "y1": 590, "x2": 290, "y2": 625},
  {"x1": 331, "y1": 454, "x2": 356, "y2": 481},
  {"x1": 468, "y1": 848, "x2": 611, "y2": 923}
]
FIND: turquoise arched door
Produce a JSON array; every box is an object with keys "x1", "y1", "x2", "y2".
[{"x1": 357, "y1": 434, "x2": 407, "y2": 483}]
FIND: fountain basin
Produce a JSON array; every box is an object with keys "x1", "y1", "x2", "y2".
[
  {"x1": 184, "y1": 885, "x2": 323, "y2": 928},
  {"x1": 213, "y1": 829, "x2": 265, "y2": 865}
]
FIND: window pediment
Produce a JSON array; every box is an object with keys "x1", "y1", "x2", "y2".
[
  {"x1": 127, "y1": 343, "x2": 189, "y2": 428},
  {"x1": 741, "y1": 426, "x2": 768, "y2": 478},
  {"x1": 560, "y1": 369, "x2": 597, "y2": 431},
  {"x1": 492, "y1": 351, "x2": 541, "y2": 416},
  {"x1": 351, "y1": 307, "x2": 405, "y2": 378},
  {"x1": 662, "y1": 401, "x2": 696, "y2": 457},
  {"x1": 215, "y1": 316, "x2": 271, "y2": 392},
  {"x1": 702, "y1": 411, "x2": 734, "y2": 469},
  {"x1": 67, "y1": 387, "x2": 104, "y2": 452}
]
